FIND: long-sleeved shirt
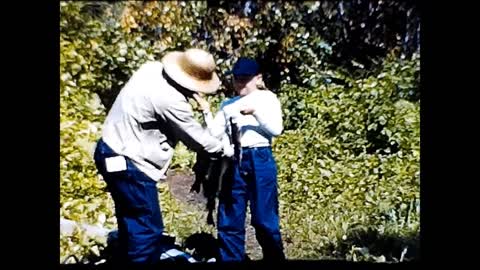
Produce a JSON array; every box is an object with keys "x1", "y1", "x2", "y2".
[
  {"x1": 205, "y1": 89, "x2": 283, "y2": 148},
  {"x1": 101, "y1": 61, "x2": 223, "y2": 181}
]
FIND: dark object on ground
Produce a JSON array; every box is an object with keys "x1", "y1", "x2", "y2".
[
  {"x1": 191, "y1": 151, "x2": 234, "y2": 226},
  {"x1": 191, "y1": 118, "x2": 239, "y2": 226},
  {"x1": 183, "y1": 232, "x2": 221, "y2": 262},
  {"x1": 94, "y1": 231, "x2": 184, "y2": 265}
]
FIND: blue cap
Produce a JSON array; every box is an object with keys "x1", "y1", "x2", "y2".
[{"x1": 227, "y1": 57, "x2": 260, "y2": 76}]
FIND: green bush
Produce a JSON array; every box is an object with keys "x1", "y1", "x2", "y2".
[{"x1": 274, "y1": 56, "x2": 419, "y2": 261}]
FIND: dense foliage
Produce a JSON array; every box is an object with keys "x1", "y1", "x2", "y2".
[
  {"x1": 274, "y1": 55, "x2": 419, "y2": 260},
  {"x1": 60, "y1": 1, "x2": 420, "y2": 263}
]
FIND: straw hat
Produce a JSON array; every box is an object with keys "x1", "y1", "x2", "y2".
[{"x1": 161, "y1": 48, "x2": 221, "y2": 94}]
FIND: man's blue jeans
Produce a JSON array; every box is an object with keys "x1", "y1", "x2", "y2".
[{"x1": 94, "y1": 139, "x2": 164, "y2": 264}]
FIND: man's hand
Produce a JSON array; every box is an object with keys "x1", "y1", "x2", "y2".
[
  {"x1": 222, "y1": 141, "x2": 234, "y2": 158},
  {"x1": 192, "y1": 93, "x2": 210, "y2": 113}
]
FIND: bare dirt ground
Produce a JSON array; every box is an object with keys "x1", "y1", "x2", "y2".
[{"x1": 166, "y1": 170, "x2": 263, "y2": 260}]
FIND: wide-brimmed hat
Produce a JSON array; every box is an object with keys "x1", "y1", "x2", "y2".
[{"x1": 161, "y1": 48, "x2": 221, "y2": 94}]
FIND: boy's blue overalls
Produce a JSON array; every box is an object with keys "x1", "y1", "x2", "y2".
[{"x1": 217, "y1": 119, "x2": 285, "y2": 261}]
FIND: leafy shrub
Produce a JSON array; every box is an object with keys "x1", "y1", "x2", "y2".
[{"x1": 273, "y1": 56, "x2": 419, "y2": 261}]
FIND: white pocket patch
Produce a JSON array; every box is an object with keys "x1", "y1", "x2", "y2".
[{"x1": 105, "y1": 156, "x2": 127, "y2": 172}]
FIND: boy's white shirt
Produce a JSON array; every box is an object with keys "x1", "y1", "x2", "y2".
[{"x1": 202, "y1": 89, "x2": 283, "y2": 150}]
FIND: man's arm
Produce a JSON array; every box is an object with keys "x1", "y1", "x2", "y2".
[
  {"x1": 193, "y1": 93, "x2": 229, "y2": 139},
  {"x1": 162, "y1": 99, "x2": 224, "y2": 154}
]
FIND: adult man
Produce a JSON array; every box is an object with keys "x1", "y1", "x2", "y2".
[{"x1": 93, "y1": 48, "x2": 231, "y2": 264}]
